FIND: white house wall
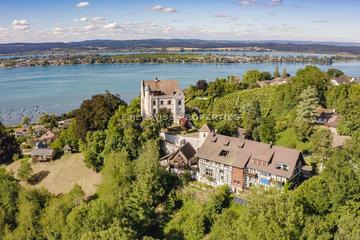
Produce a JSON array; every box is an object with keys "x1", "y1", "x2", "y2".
[{"x1": 198, "y1": 158, "x2": 232, "y2": 187}]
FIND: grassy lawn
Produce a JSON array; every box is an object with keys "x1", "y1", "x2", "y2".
[
  {"x1": 181, "y1": 181, "x2": 215, "y2": 203},
  {"x1": 5, "y1": 153, "x2": 102, "y2": 197}
]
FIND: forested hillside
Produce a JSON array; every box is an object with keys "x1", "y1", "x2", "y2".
[{"x1": 0, "y1": 66, "x2": 359, "y2": 239}]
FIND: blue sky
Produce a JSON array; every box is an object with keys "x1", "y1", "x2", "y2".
[{"x1": 0, "y1": 0, "x2": 359, "y2": 43}]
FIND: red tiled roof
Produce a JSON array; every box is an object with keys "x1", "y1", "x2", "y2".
[{"x1": 143, "y1": 79, "x2": 181, "y2": 96}]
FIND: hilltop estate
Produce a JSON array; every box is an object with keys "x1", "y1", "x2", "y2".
[{"x1": 141, "y1": 79, "x2": 307, "y2": 191}]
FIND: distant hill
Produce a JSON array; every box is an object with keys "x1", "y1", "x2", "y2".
[{"x1": 1, "y1": 39, "x2": 360, "y2": 54}]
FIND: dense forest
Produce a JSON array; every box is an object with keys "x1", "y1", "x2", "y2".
[{"x1": 0, "y1": 66, "x2": 359, "y2": 239}]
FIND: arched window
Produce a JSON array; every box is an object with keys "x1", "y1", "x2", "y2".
[
  {"x1": 153, "y1": 108, "x2": 156, "y2": 115},
  {"x1": 153, "y1": 100, "x2": 156, "y2": 106},
  {"x1": 178, "y1": 100, "x2": 182, "y2": 105}
]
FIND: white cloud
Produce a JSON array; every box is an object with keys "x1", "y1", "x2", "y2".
[
  {"x1": 0, "y1": 27, "x2": 9, "y2": 37},
  {"x1": 239, "y1": 0, "x2": 283, "y2": 7},
  {"x1": 271, "y1": 0, "x2": 283, "y2": 6},
  {"x1": 80, "y1": 17, "x2": 88, "y2": 22},
  {"x1": 91, "y1": 17, "x2": 103, "y2": 22},
  {"x1": 151, "y1": 5, "x2": 177, "y2": 13},
  {"x1": 104, "y1": 22, "x2": 121, "y2": 30},
  {"x1": 90, "y1": 17, "x2": 108, "y2": 24},
  {"x1": 52, "y1": 27, "x2": 64, "y2": 35},
  {"x1": 83, "y1": 24, "x2": 97, "y2": 31},
  {"x1": 75, "y1": 2, "x2": 90, "y2": 8},
  {"x1": 239, "y1": 0, "x2": 256, "y2": 6},
  {"x1": 0, "y1": 27, "x2": 9, "y2": 32},
  {"x1": 12, "y1": 19, "x2": 30, "y2": 30},
  {"x1": 213, "y1": 13, "x2": 231, "y2": 18}
]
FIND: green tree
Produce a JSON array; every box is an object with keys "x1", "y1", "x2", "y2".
[
  {"x1": 327, "y1": 68, "x2": 344, "y2": 78},
  {"x1": 292, "y1": 66, "x2": 329, "y2": 106},
  {"x1": 50, "y1": 120, "x2": 80, "y2": 157},
  {"x1": 165, "y1": 199, "x2": 207, "y2": 240},
  {"x1": 157, "y1": 108, "x2": 174, "y2": 129},
  {"x1": 17, "y1": 160, "x2": 33, "y2": 182},
  {"x1": 79, "y1": 219, "x2": 136, "y2": 240},
  {"x1": 63, "y1": 200, "x2": 115, "y2": 240},
  {"x1": 242, "y1": 100, "x2": 261, "y2": 134},
  {"x1": 208, "y1": 206, "x2": 246, "y2": 240},
  {"x1": 83, "y1": 130, "x2": 106, "y2": 171},
  {"x1": 0, "y1": 121, "x2": 21, "y2": 164},
  {"x1": 21, "y1": 115, "x2": 30, "y2": 126},
  {"x1": 8, "y1": 189, "x2": 51, "y2": 240},
  {"x1": 274, "y1": 64, "x2": 280, "y2": 78},
  {"x1": 295, "y1": 86, "x2": 320, "y2": 140},
  {"x1": 140, "y1": 118, "x2": 161, "y2": 143},
  {"x1": 38, "y1": 113, "x2": 58, "y2": 130},
  {"x1": 243, "y1": 70, "x2": 263, "y2": 87},
  {"x1": 127, "y1": 140, "x2": 172, "y2": 234},
  {"x1": 261, "y1": 71, "x2": 272, "y2": 81},
  {"x1": 205, "y1": 186, "x2": 232, "y2": 225},
  {"x1": 40, "y1": 185, "x2": 85, "y2": 239},
  {"x1": 196, "y1": 79, "x2": 208, "y2": 91},
  {"x1": 254, "y1": 116, "x2": 276, "y2": 143},
  {"x1": 103, "y1": 105, "x2": 142, "y2": 159},
  {"x1": 75, "y1": 92, "x2": 127, "y2": 140},
  {"x1": 0, "y1": 169, "x2": 19, "y2": 234},
  {"x1": 97, "y1": 150, "x2": 134, "y2": 209},
  {"x1": 309, "y1": 128, "x2": 332, "y2": 168},
  {"x1": 215, "y1": 120, "x2": 237, "y2": 136}
]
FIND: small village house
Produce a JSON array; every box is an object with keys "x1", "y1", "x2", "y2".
[
  {"x1": 38, "y1": 130, "x2": 56, "y2": 143},
  {"x1": 14, "y1": 126, "x2": 29, "y2": 137},
  {"x1": 58, "y1": 119, "x2": 72, "y2": 129},
  {"x1": 257, "y1": 77, "x2": 289, "y2": 88},
  {"x1": 161, "y1": 142, "x2": 197, "y2": 177},
  {"x1": 31, "y1": 148, "x2": 55, "y2": 162},
  {"x1": 330, "y1": 77, "x2": 351, "y2": 86}
]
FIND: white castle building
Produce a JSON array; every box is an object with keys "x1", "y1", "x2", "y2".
[{"x1": 141, "y1": 78, "x2": 185, "y2": 123}]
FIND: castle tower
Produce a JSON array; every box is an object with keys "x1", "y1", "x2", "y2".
[{"x1": 198, "y1": 123, "x2": 214, "y2": 147}]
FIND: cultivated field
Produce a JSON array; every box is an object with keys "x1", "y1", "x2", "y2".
[{"x1": 5, "y1": 153, "x2": 102, "y2": 197}]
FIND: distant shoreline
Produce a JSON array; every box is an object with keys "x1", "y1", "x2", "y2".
[{"x1": 1, "y1": 52, "x2": 353, "y2": 69}]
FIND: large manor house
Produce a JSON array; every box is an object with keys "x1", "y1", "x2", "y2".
[
  {"x1": 141, "y1": 78, "x2": 185, "y2": 123},
  {"x1": 141, "y1": 79, "x2": 306, "y2": 192}
]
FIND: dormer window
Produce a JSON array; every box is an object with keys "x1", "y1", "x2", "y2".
[
  {"x1": 219, "y1": 150, "x2": 229, "y2": 157},
  {"x1": 276, "y1": 163, "x2": 289, "y2": 171},
  {"x1": 223, "y1": 140, "x2": 230, "y2": 146}
]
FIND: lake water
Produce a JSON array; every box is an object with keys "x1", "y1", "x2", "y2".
[{"x1": 1, "y1": 61, "x2": 360, "y2": 125}]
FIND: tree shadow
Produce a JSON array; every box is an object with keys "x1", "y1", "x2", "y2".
[{"x1": 28, "y1": 170, "x2": 50, "y2": 185}]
